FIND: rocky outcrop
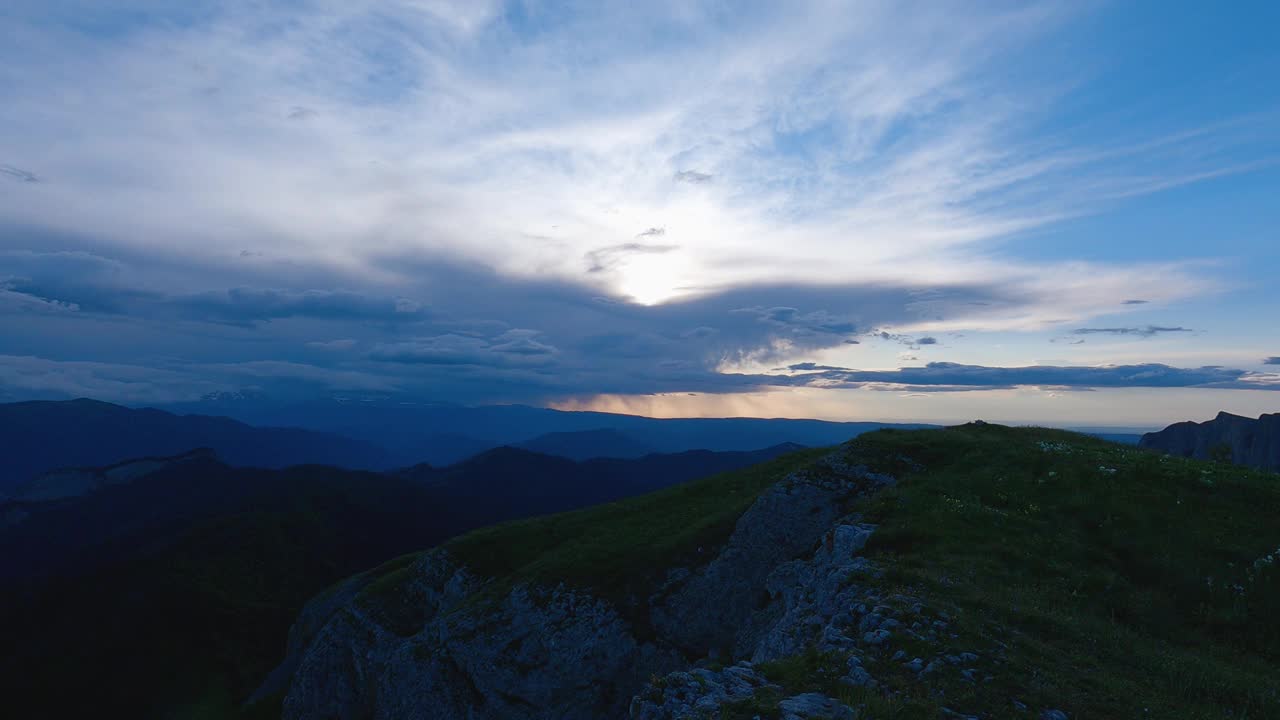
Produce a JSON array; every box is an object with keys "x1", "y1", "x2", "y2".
[
  {"x1": 269, "y1": 448, "x2": 896, "y2": 719},
  {"x1": 280, "y1": 551, "x2": 684, "y2": 720},
  {"x1": 1140, "y1": 412, "x2": 1280, "y2": 471}
]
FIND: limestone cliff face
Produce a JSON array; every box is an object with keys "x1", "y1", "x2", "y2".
[
  {"x1": 1141, "y1": 412, "x2": 1280, "y2": 471},
  {"x1": 268, "y1": 449, "x2": 895, "y2": 720}
]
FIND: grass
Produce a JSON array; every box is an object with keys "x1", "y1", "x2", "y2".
[
  {"x1": 823, "y1": 424, "x2": 1280, "y2": 719},
  {"x1": 344, "y1": 446, "x2": 828, "y2": 637},
  {"x1": 247, "y1": 424, "x2": 1279, "y2": 718},
  {"x1": 441, "y1": 447, "x2": 829, "y2": 597}
]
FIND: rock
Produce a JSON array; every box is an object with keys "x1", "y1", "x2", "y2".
[
  {"x1": 653, "y1": 455, "x2": 890, "y2": 658},
  {"x1": 862, "y1": 628, "x2": 891, "y2": 645},
  {"x1": 281, "y1": 551, "x2": 682, "y2": 720},
  {"x1": 275, "y1": 446, "x2": 899, "y2": 719},
  {"x1": 778, "y1": 692, "x2": 857, "y2": 720},
  {"x1": 631, "y1": 663, "x2": 774, "y2": 720},
  {"x1": 841, "y1": 655, "x2": 876, "y2": 688}
]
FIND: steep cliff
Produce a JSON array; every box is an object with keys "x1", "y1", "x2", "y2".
[{"x1": 1140, "y1": 411, "x2": 1280, "y2": 471}]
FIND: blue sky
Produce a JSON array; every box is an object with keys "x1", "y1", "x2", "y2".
[{"x1": 0, "y1": 0, "x2": 1277, "y2": 426}]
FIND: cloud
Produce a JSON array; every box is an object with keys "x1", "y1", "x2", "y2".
[
  {"x1": 673, "y1": 170, "x2": 713, "y2": 184},
  {"x1": 174, "y1": 288, "x2": 428, "y2": 326},
  {"x1": 1265, "y1": 357, "x2": 1280, "y2": 365},
  {"x1": 307, "y1": 339, "x2": 358, "y2": 351},
  {"x1": 0, "y1": 0, "x2": 1258, "y2": 325},
  {"x1": 0, "y1": 4, "x2": 1273, "y2": 412},
  {"x1": 584, "y1": 242, "x2": 679, "y2": 273},
  {"x1": 734, "y1": 306, "x2": 857, "y2": 337},
  {"x1": 0, "y1": 164, "x2": 39, "y2": 183},
  {"x1": 681, "y1": 326, "x2": 719, "y2": 339},
  {"x1": 370, "y1": 329, "x2": 557, "y2": 367},
  {"x1": 0, "y1": 287, "x2": 80, "y2": 314},
  {"x1": 770, "y1": 361, "x2": 1279, "y2": 391},
  {"x1": 873, "y1": 330, "x2": 939, "y2": 348},
  {"x1": 1122, "y1": 299, "x2": 1149, "y2": 305},
  {"x1": 1072, "y1": 326, "x2": 1193, "y2": 338}
]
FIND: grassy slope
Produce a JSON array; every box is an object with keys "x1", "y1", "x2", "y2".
[
  {"x1": 364, "y1": 425, "x2": 1280, "y2": 719},
  {"x1": 354, "y1": 447, "x2": 831, "y2": 635},
  {"x1": 760, "y1": 425, "x2": 1280, "y2": 718}
]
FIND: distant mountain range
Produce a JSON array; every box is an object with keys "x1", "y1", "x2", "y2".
[
  {"x1": 155, "y1": 395, "x2": 937, "y2": 465},
  {"x1": 517, "y1": 428, "x2": 656, "y2": 460},
  {"x1": 0, "y1": 399, "x2": 938, "y2": 494},
  {"x1": 0, "y1": 399, "x2": 392, "y2": 495},
  {"x1": 0, "y1": 441, "x2": 805, "y2": 717},
  {"x1": 1141, "y1": 411, "x2": 1280, "y2": 471}
]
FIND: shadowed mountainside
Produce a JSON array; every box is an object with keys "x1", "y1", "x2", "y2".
[
  {"x1": 0, "y1": 442, "x2": 803, "y2": 718},
  {"x1": 1141, "y1": 411, "x2": 1280, "y2": 471}
]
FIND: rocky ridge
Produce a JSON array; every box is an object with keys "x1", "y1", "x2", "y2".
[
  {"x1": 265, "y1": 442, "x2": 1070, "y2": 719},
  {"x1": 1140, "y1": 411, "x2": 1280, "y2": 471}
]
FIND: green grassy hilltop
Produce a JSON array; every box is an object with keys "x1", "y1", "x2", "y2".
[{"x1": 351, "y1": 424, "x2": 1280, "y2": 718}]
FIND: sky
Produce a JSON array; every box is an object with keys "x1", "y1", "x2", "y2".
[{"x1": 1, "y1": 0, "x2": 1278, "y2": 427}]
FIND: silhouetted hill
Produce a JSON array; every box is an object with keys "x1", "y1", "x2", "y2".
[
  {"x1": 0, "y1": 441, "x2": 809, "y2": 717},
  {"x1": 1141, "y1": 411, "x2": 1280, "y2": 471},
  {"x1": 0, "y1": 398, "x2": 394, "y2": 495},
  {"x1": 400, "y1": 443, "x2": 804, "y2": 524},
  {"x1": 517, "y1": 428, "x2": 655, "y2": 459}
]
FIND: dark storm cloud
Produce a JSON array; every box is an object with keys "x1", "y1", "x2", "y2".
[
  {"x1": 916, "y1": 336, "x2": 938, "y2": 345},
  {"x1": 1265, "y1": 357, "x2": 1280, "y2": 365},
  {"x1": 16, "y1": 242, "x2": 1257, "y2": 405},
  {"x1": 584, "y1": 242, "x2": 678, "y2": 273},
  {"x1": 174, "y1": 288, "x2": 427, "y2": 326},
  {"x1": 1072, "y1": 326, "x2": 1192, "y2": 337},
  {"x1": 370, "y1": 329, "x2": 557, "y2": 367}
]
